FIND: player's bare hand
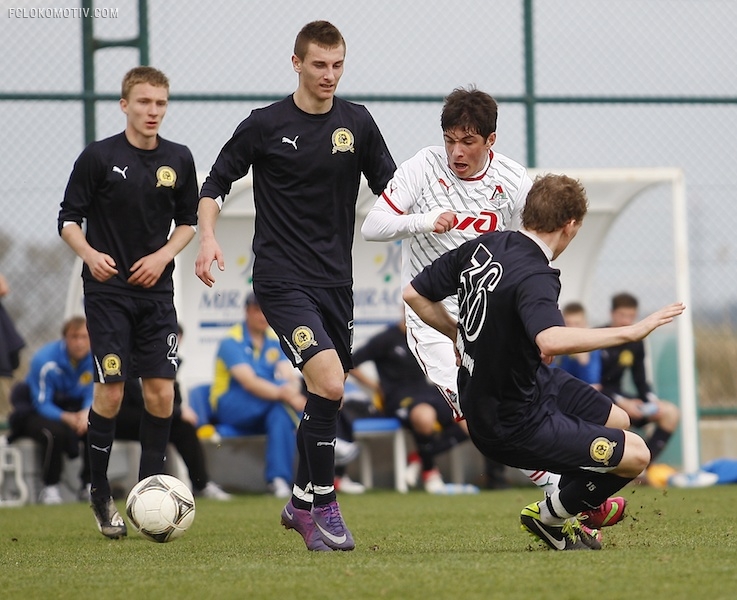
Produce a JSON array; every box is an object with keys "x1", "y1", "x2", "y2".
[
  {"x1": 195, "y1": 237, "x2": 224, "y2": 287},
  {"x1": 633, "y1": 302, "x2": 686, "y2": 339},
  {"x1": 128, "y1": 252, "x2": 169, "y2": 288},
  {"x1": 85, "y1": 250, "x2": 118, "y2": 282},
  {"x1": 539, "y1": 352, "x2": 554, "y2": 365},
  {"x1": 616, "y1": 397, "x2": 658, "y2": 420},
  {"x1": 180, "y1": 405, "x2": 199, "y2": 426},
  {"x1": 75, "y1": 409, "x2": 89, "y2": 436},
  {"x1": 281, "y1": 386, "x2": 307, "y2": 412},
  {"x1": 433, "y1": 211, "x2": 457, "y2": 234}
]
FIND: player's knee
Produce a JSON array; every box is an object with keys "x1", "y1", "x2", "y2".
[
  {"x1": 409, "y1": 404, "x2": 437, "y2": 436},
  {"x1": 606, "y1": 403, "x2": 630, "y2": 430},
  {"x1": 304, "y1": 378, "x2": 344, "y2": 401},
  {"x1": 302, "y1": 354, "x2": 345, "y2": 400},
  {"x1": 617, "y1": 432, "x2": 650, "y2": 478},
  {"x1": 94, "y1": 382, "x2": 124, "y2": 417},
  {"x1": 657, "y1": 400, "x2": 680, "y2": 430},
  {"x1": 141, "y1": 379, "x2": 175, "y2": 417},
  {"x1": 317, "y1": 379, "x2": 345, "y2": 401},
  {"x1": 411, "y1": 419, "x2": 436, "y2": 437}
]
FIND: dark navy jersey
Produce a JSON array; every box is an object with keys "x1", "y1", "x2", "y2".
[
  {"x1": 600, "y1": 338, "x2": 651, "y2": 400},
  {"x1": 58, "y1": 132, "x2": 199, "y2": 298},
  {"x1": 411, "y1": 230, "x2": 565, "y2": 440},
  {"x1": 200, "y1": 95, "x2": 396, "y2": 287}
]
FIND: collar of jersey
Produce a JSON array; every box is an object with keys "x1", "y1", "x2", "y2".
[
  {"x1": 519, "y1": 229, "x2": 554, "y2": 262},
  {"x1": 458, "y1": 151, "x2": 494, "y2": 182}
]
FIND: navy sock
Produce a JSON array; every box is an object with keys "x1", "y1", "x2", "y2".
[
  {"x1": 424, "y1": 422, "x2": 467, "y2": 456},
  {"x1": 138, "y1": 410, "x2": 172, "y2": 481},
  {"x1": 301, "y1": 392, "x2": 340, "y2": 506},
  {"x1": 410, "y1": 431, "x2": 437, "y2": 471},
  {"x1": 292, "y1": 425, "x2": 312, "y2": 510},
  {"x1": 558, "y1": 472, "x2": 633, "y2": 515},
  {"x1": 646, "y1": 427, "x2": 672, "y2": 463},
  {"x1": 88, "y1": 408, "x2": 116, "y2": 500}
]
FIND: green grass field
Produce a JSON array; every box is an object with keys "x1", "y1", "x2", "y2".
[{"x1": 1, "y1": 484, "x2": 735, "y2": 599}]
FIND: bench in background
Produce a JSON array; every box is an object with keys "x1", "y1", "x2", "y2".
[{"x1": 188, "y1": 384, "x2": 409, "y2": 493}]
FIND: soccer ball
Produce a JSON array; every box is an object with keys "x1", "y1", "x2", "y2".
[{"x1": 125, "y1": 474, "x2": 196, "y2": 542}]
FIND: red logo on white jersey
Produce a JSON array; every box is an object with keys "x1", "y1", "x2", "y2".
[
  {"x1": 493, "y1": 184, "x2": 508, "y2": 200},
  {"x1": 451, "y1": 211, "x2": 499, "y2": 234},
  {"x1": 439, "y1": 178, "x2": 450, "y2": 191}
]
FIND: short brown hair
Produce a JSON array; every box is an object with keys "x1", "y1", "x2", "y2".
[
  {"x1": 611, "y1": 292, "x2": 639, "y2": 311},
  {"x1": 522, "y1": 174, "x2": 588, "y2": 233},
  {"x1": 562, "y1": 301, "x2": 586, "y2": 316},
  {"x1": 121, "y1": 66, "x2": 169, "y2": 100},
  {"x1": 441, "y1": 86, "x2": 498, "y2": 139},
  {"x1": 294, "y1": 20, "x2": 345, "y2": 60},
  {"x1": 62, "y1": 315, "x2": 87, "y2": 337}
]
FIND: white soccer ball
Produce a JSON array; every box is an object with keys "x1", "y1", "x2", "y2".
[{"x1": 125, "y1": 474, "x2": 196, "y2": 543}]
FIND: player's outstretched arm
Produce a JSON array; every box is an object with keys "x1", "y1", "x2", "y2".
[
  {"x1": 194, "y1": 197, "x2": 224, "y2": 287},
  {"x1": 536, "y1": 302, "x2": 685, "y2": 357},
  {"x1": 631, "y1": 302, "x2": 687, "y2": 339},
  {"x1": 60, "y1": 222, "x2": 118, "y2": 282}
]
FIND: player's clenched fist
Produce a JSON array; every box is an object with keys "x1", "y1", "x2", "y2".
[{"x1": 432, "y1": 211, "x2": 457, "y2": 234}]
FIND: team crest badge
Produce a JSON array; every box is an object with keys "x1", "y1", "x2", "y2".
[
  {"x1": 590, "y1": 437, "x2": 617, "y2": 465},
  {"x1": 492, "y1": 184, "x2": 508, "y2": 201},
  {"x1": 619, "y1": 349, "x2": 634, "y2": 367},
  {"x1": 331, "y1": 128, "x2": 355, "y2": 153},
  {"x1": 156, "y1": 166, "x2": 177, "y2": 188},
  {"x1": 80, "y1": 371, "x2": 93, "y2": 386},
  {"x1": 102, "y1": 354, "x2": 122, "y2": 376},
  {"x1": 292, "y1": 326, "x2": 318, "y2": 353}
]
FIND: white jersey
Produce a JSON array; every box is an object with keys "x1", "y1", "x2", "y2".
[
  {"x1": 362, "y1": 145, "x2": 532, "y2": 329},
  {"x1": 362, "y1": 145, "x2": 531, "y2": 416}
]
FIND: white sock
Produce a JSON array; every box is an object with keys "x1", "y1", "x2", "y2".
[
  {"x1": 540, "y1": 492, "x2": 576, "y2": 526},
  {"x1": 520, "y1": 469, "x2": 561, "y2": 495}
]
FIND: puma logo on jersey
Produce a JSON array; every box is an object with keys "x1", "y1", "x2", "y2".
[
  {"x1": 281, "y1": 136, "x2": 299, "y2": 150},
  {"x1": 112, "y1": 166, "x2": 128, "y2": 179},
  {"x1": 439, "y1": 178, "x2": 451, "y2": 191}
]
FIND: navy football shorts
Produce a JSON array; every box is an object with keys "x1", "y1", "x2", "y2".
[
  {"x1": 84, "y1": 292, "x2": 179, "y2": 383},
  {"x1": 469, "y1": 369, "x2": 625, "y2": 475},
  {"x1": 253, "y1": 281, "x2": 354, "y2": 372}
]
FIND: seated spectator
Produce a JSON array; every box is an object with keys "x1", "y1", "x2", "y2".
[
  {"x1": 211, "y1": 292, "x2": 305, "y2": 498},
  {"x1": 8, "y1": 316, "x2": 92, "y2": 504},
  {"x1": 600, "y1": 292, "x2": 680, "y2": 464},
  {"x1": 350, "y1": 318, "x2": 470, "y2": 493},
  {"x1": 554, "y1": 302, "x2": 602, "y2": 388},
  {"x1": 117, "y1": 368, "x2": 231, "y2": 500},
  {"x1": 0, "y1": 272, "x2": 25, "y2": 425}
]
